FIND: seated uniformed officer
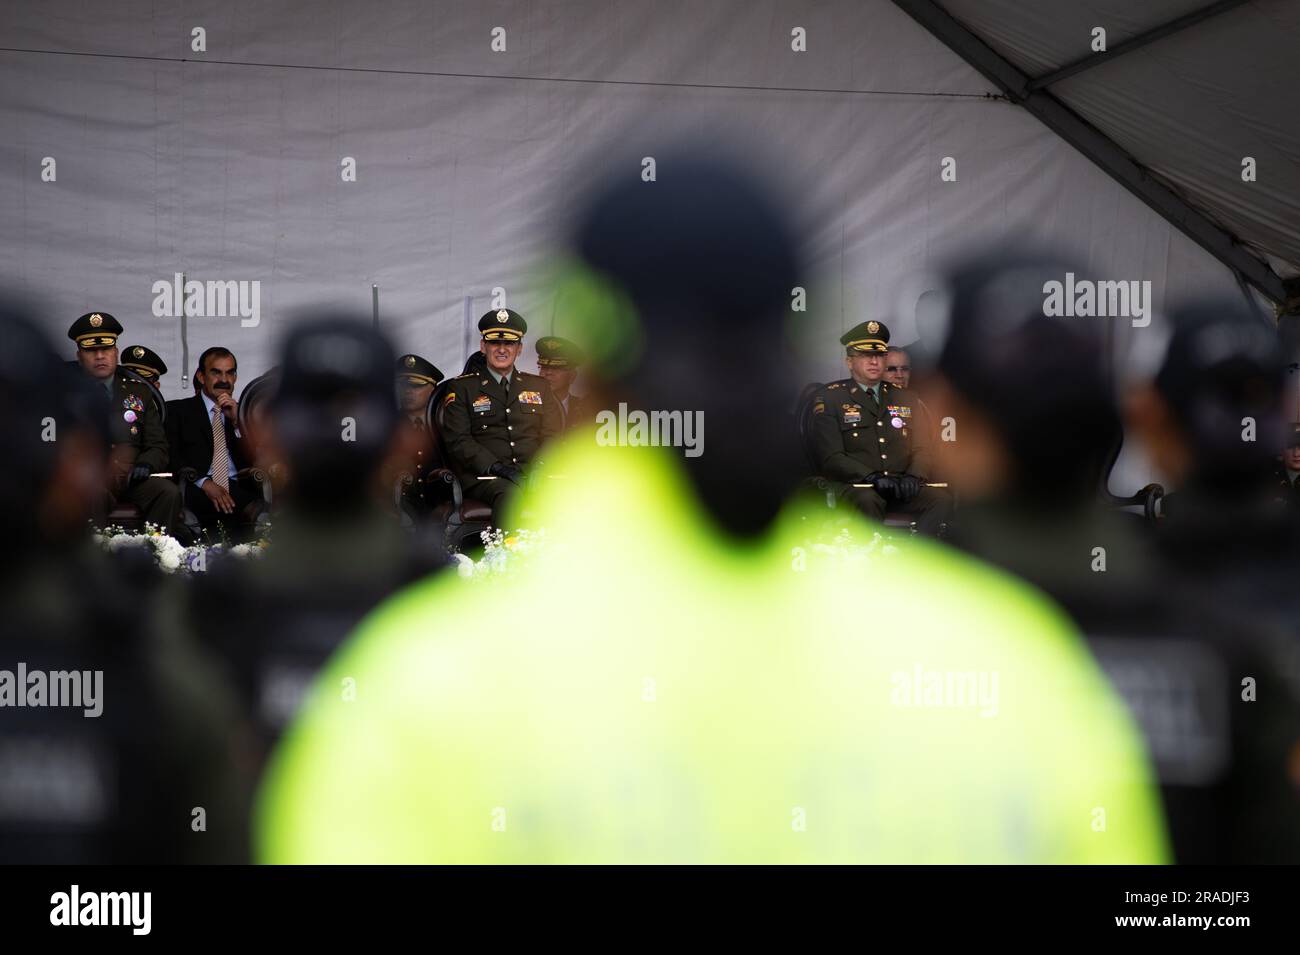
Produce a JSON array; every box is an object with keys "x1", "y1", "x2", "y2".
[
  {"x1": 535, "y1": 335, "x2": 594, "y2": 430},
  {"x1": 397, "y1": 353, "x2": 443, "y2": 424},
  {"x1": 1273, "y1": 424, "x2": 1300, "y2": 509},
  {"x1": 120, "y1": 344, "x2": 168, "y2": 386},
  {"x1": 395, "y1": 353, "x2": 444, "y2": 516},
  {"x1": 68, "y1": 311, "x2": 180, "y2": 533},
  {"x1": 807, "y1": 320, "x2": 951, "y2": 534},
  {"x1": 441, "y1": 309, "x2": 562, "y2": 528}
]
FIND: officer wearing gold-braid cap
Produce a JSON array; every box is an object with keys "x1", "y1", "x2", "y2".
[
  {"x1": 440, "y1": 309, "x2": 562, "y2": 528},
  {"x1": 121, "y1": 344, "x2": 168, "y2": 385},
  {"x1": 394, "y1": 353, "x2": 444, "y2": 517},
  {"x1": 535, "y1": 335, "x2": 595, "y2": 430},
  {"x1": 807, "y1": 318, "x2": 951, "y2": 534},
  {"x1": 67, "y1": 311, "x2": 180, "y2": 533}
]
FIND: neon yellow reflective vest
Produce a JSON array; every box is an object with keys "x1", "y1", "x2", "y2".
[{"x1": 257, "y1": 432, "x2": 1168, "y2": 863}]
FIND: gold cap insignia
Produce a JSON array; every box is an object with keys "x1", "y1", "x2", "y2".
[
  {"x1": 497, "y1": 309, "x2": 509, "y2": 322},
  {"x1": 866, "y1": 321, "x2": 879, "y2": 334},
  {"x1": 133, "y1": 346, "x2": 145, "y2": 358},
  {"x1": 89, "y1": 313, "x2": 103, "y2": 328},
  {"x1": 405, "y1": 355, "x2": 416, "y2": 368}
]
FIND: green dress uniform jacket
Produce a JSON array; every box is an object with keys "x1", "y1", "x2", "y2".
[
  {"x1": 809, "y1": 378, "x2": 934, "y2": 482},
  {"x1": 106, "y1": 369, "x2": 169, "y2": 485},
  {"x1": 440, "y1": 369, "x2": 562, "y2": 483}
]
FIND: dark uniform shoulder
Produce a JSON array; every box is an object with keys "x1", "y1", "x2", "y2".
[
  {"x1": 443, "y1": 370, "x2": 483, "y2": 405},
  {"x1": 815, "y1": 378, "x2": 852, "y2": 398},
  {"x1": 880, "y1": 381, "x2": 916, "y2": 399},
  {"x1": 516, "y1": 371, "x2": 548, "y2": 386},
  {"x1": 115, "y1": 369, "x2": 149, "y2": 396},
  {"x1": 448, "y1": 371, "x2": 483, "y2": 389}
]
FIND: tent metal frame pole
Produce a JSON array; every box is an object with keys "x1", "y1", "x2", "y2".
[
  {"x1": 1024, "y1": 0, "x2": 1249, "y2": 93},
  {"x1": 890, "y1": 0, "x2": 1289, "y2": 305},
  {"x1": 462, "y1": 295, "x2": 474, "y2": 366},
  {"x1": 180, "y1": 270, "x2": 189, "y2": 392}
]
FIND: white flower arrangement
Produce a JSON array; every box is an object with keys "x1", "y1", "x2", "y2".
[
  {"x1": 453, "y1": 528, "x2": 548, "y2": 579},
  {"x1": 94, "y1": 522, "x2": 270, "y2": 573},
  {"x1": 796, "y1": 524, "x2": 901, "y2": 573}
]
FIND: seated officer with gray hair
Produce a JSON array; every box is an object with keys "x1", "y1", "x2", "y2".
[
  {"x1": 440, "y1": 308, "x2": 562, "y2": 528},
  {"x1": 807, "y1": 319, "x2": 951, "y2": 534}
]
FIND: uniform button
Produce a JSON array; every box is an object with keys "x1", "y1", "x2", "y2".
[
  {"x1": 851, "y1": 431, "x2": 857, "y2": 438},
  {"x1": 509, "y1": 441, "x2": 515, "y2": 447},
  {"x1": 876, "y1": 421, "x2": 882, "y2": 427},
  {"x1": 506, "y1": 408, "x2": 511, "y2": 414},
  {"x1": 878, "y1": 437, "x2": 885, "y2": 443},
  {"x1": 507, "y1": 425, "x2": 513, "y2": 430}
]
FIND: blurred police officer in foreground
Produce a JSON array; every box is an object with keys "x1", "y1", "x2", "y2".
[
  {"x1": 68, "y1": 312, "x2": 180, "y2": 533},
  {"x1": 807, "y1": 320, "x2": 951, "y2": 534},
  {"x1": 1, "y1": 303, "x2": 248, "y2": 863},
  {"x1": 258, "y1": 149, "x2": 1164, "y2": 864},
  {"x1": 933, "y1": 258, "x2": 1300, "y2": 862},
  {"x1": 121, "y1": 344, "x2": 168, "y2": 386},
  {"x1": 1129, "y1": 298, "x2": 1293, "y2": 546},
  {"x1": 186, "y1": 317, "x2": 444, "y2": 768},
  {"x1": 440, "y1": 310, "x2": 562, "y2": 528},
  {"x1": 1123, "y1": 299, "x2": 1300, "y2": 859}
]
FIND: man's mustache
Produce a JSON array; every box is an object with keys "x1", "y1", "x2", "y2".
[{"x1": 214, "y1": 382, "x2": 232, "y2": 390}]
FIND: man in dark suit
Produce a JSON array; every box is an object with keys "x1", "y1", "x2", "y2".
[
  {"x1": 166, "y1": 347, "x2": 259, "y2": 541},
  {"x1": 68, "y1": 312, "x2": 181, "y2": 533}
]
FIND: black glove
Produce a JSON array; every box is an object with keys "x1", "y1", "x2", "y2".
[
  {"x1": 896, "y1": 473, "x2": 922, "y2": 503},
  {"x1": 488, "y1": 462, "x2": 525, "y2": 485},
  {"x1": 128, "y1": 465, "x2": 152, "y2": 486},
  {"x1": 863, "y1": 472, "x2": 898, "y2": 499}
]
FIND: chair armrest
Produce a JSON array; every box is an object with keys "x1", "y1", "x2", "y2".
[
  {"x1": 1105, "y1": 482, "x2": 1165, "y2": 522},
  {"x1": 428, "y1": 467, "x2": 462, "y2": 509}
]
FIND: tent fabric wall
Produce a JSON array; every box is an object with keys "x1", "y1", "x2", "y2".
[{"x1": 0, "y1": 0, "x2": 1250, "y2": 461}]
